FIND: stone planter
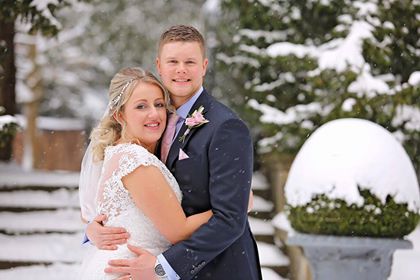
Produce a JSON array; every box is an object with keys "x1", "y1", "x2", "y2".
[{"x1": 287, "y1": 233, "x2": 412, "y2": 280}]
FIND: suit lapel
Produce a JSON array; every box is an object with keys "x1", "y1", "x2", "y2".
[{"x1": 166, "y1": 90, "x2": 210, "y2": 169}]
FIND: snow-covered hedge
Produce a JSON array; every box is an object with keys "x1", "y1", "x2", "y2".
[
  {"x1": 285, "y1": 119, "x2": 420, "y2": 237},
  {"x1": 287, "y1": 190, "x2": 419, "y2": 237}
]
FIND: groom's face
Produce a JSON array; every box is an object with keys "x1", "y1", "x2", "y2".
[{"x1": 156, "y1": 41, "x2": 208, "y2": 108}]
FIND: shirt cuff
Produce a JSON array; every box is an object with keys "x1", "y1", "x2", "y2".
[
  {"x1": 82, "y1": 234, "x2": 90, "y2": 244},
  {"x1": 157, "y1": 254, "x2": 180, "y2": 280},
  {"x1": 82, "y1": 221, "x2": 91, "y2": 244}
]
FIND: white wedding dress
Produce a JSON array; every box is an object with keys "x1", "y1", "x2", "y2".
[{"x1": 79, "y1": 143, "x2": 182, "y2": 279}]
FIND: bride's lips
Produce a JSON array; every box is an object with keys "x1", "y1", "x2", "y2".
[{"x1": 144, "y1": 122, "x2": 161, "y2": 131}]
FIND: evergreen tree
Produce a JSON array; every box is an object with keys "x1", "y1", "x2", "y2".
[
  {"x1": 0, "y1": 0, "x2": 82, "y2": 116},
  {"x1": 0, "y1": 0, "x2": 85, "y2": 160},
  {"x1": 37, "y1": 0, "x2": 206, "y2": 125},
  {"x1": 216, "y1": 0, "x2": 420, "y2": 172}
]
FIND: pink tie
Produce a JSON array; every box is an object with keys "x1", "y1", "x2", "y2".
[{"x1": 161, "y1": 113, "x2": 180, "y2": 164}]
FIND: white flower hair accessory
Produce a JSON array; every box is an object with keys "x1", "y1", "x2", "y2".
[{"x1": 108, "y1": 79, "x2": 134, "y2": 113}]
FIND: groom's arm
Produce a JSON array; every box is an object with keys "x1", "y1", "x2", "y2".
[{"x1": 162, "y1": 117, "x2": 253, "y2": 279}]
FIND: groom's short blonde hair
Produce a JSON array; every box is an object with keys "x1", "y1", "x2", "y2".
[{"x1": 158, "y1": 25, "x2": 206, "y2": 58}]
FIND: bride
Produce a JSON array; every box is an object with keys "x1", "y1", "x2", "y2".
[{"x1": 78, "y1": 67, "x2": 212, "y2": 279}]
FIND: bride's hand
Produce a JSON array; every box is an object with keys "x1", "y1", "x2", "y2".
[
  {"x1": 105, "y1": 244, "x2": 157, "y2": 280},
  {"x1": 86, "y1": 214, "x2": 130, "y2": 250}
]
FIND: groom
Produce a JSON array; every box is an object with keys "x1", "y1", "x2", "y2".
[{"x1": 88, "y1": 25, "x2": 262, "y2": 280}]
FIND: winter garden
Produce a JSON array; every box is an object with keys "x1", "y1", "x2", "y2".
[{"x1": 0, "y1": 0, "x2": 419, "y2": 279}]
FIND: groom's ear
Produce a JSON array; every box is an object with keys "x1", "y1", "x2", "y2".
[
  {"x1": 202, "y1": 58, "x2": 208, "y2": 76},
  {"x1": 156, "y1": 57, "x2": 161, "y2": 76}
]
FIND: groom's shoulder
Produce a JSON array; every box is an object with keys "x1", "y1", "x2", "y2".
[
  {"x1": 199, "y1": 91, "x2": 251, "y2": 143},
  {"x1": 205, "y1": 94, "x2": 241, "y2": 123}
]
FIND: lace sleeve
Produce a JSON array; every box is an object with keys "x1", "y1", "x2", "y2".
[
  {"x1": 117, "y1": 144, "x2": 182, "y2": 203},
  {"x1": 114, "y1": 144, "x2": 162, "y2": 180},
  {"x1": 97, "y1": 143, "x2": 181, "y2": 221}
]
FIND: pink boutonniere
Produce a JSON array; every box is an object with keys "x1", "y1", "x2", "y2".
[{"x1": 179, "y1": 106, "x2": 209, "y2": 142}]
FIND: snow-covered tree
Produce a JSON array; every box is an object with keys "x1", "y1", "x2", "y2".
[
  {"x1": 0, "y1": 0, "x2": 85, "y2": 161},
  {"x1": 0, "y1": 0, "x2": 82, "y2": 116},
  {"x1": 36, "y1": 0, "x2": 206, "y2": 126},
  {"x1": 216, "y1": 0, "x2": 420, "y2": 172}
]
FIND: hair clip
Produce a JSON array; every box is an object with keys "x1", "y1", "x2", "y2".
[{"x1": 108, "y1": 79, "x2": 134, "y2": 112}]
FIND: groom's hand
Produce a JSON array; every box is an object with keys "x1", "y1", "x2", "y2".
[
  {"x1": 248, "y1": 190, "x2": 254, "y2": 213},
  {"x1": 86, "y1": 214, "x2": 130, "y2": 250},
  {"x1": 105, "y1": 244, "x2": 156, "y2": 280}
]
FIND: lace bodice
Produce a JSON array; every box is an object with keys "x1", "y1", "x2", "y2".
[
  {"x1": 96, "y1": 143, "x2": 181, "y2": 221},
  {"x1": 80, "y1": 143, "x2": 182, "y2": 280}
]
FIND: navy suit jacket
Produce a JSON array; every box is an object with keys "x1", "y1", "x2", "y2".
[{"x1": 162, "y1": 89, "x2": 262, "y2": 280}]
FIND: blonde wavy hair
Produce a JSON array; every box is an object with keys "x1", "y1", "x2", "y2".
[{"x1": 90, "y1": 67, "x2": 171, "y2": 161}]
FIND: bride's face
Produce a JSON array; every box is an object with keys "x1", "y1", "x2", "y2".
[{"x1": 120, "y1": 81, "x2": 167, "y2": 152}]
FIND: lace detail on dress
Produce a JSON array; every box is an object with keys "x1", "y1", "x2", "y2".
[
  {"x1": 80, "y1": 143, "x2": 182, "y2": 279},
  {"x1": 96, "y1": 143, "x2": 181, "y2": 222}
]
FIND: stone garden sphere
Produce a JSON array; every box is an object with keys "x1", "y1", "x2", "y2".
[{"x1": 285, "y1": 118, "x2": 420, "y2": 237}]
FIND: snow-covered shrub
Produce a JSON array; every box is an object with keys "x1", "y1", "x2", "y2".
[
  {"x1": 285, "y1": 118, "x2": 420, "y2": 237},
  {"x1": 0, "y1": 112, "x2": 19, "y2": 149},
  {"x1": 288, "y1": 190, "x2": 419, "y2": 237}
]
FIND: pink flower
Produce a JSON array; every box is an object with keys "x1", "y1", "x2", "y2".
[
  {"x1": 185, "y1": 112, "x2": 207, "y2": 126},
  {"x1": 179, "y1": 106, "x2": 209, "y2": 142}
]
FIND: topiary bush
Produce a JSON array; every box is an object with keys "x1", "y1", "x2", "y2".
[
  {"x1": 284, "y1": 119, "x2": 420, "y2": 238},
  {"x1": 287, "y1": 188, "x2": 420, "y2": 238}
]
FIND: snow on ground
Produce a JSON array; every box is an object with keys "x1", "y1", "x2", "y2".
[
  {"x1": 0, "y1": 189, "x2": 79, "y2": 208},
  {"x1": 0, "y1": 233, "x2": 84, "y2": 262},
  {"x1": 0, "y1": 209, "x2": 82, "y2": 233},
  {"x1": 249, "y1": 216, "x2": 275, "y2": 235},
  {"x1": 0, "y1": 162, "x2": 79, "y2": 187},
  {"x1": 389, "y1": 225, "x2": 420, "y2": 280},
  {"x1": 0, "y1": 263, "x2": 81, "y2": 280},
  {"x1": 251, "y1": 171, "x2": 270, "y2": 190},
  {"x1": 257, "y1": 241, "x2": 289, "y2": 267},
  {"x1": 253, "y1": 195, "x2": 274, "y2": 212},
  {"x1": 272, "y1": 212, "x2": 294, "y2": 235}
]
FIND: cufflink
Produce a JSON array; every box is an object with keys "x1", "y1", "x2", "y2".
[{"x1": 155, "y1": 263, "x2": 167, "y2": 278}]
